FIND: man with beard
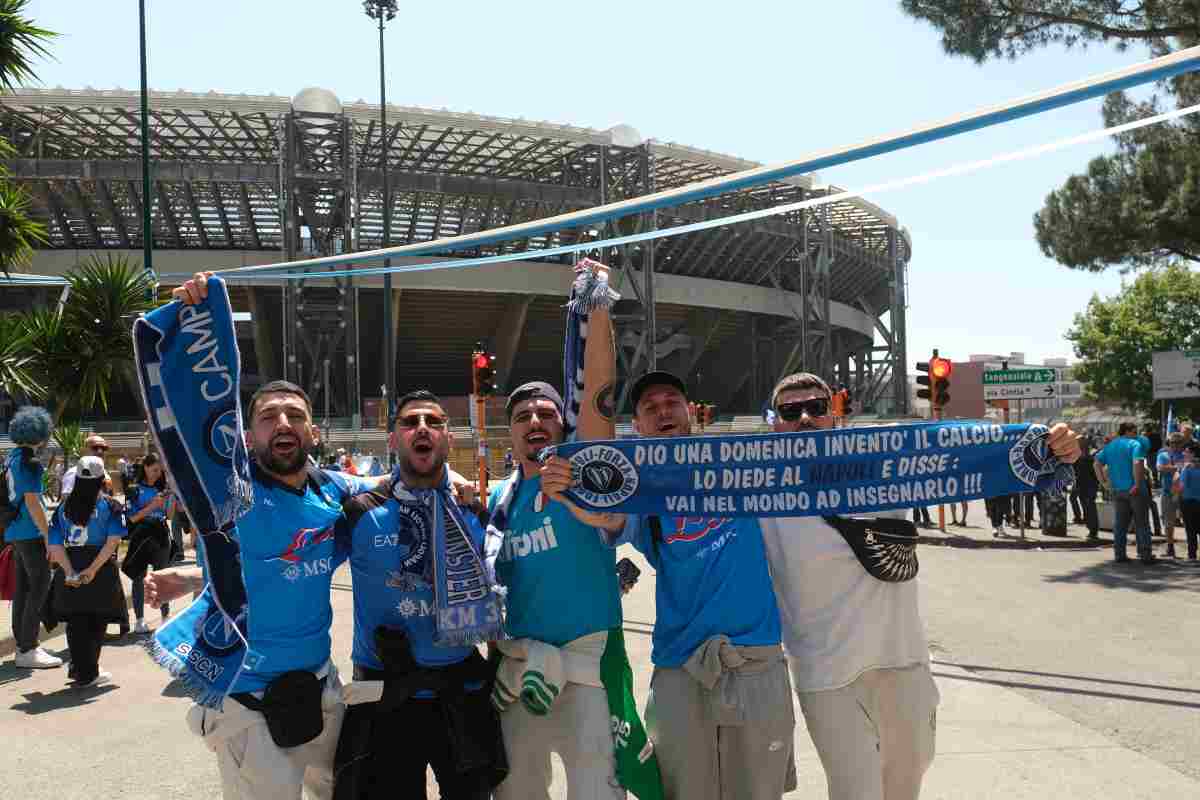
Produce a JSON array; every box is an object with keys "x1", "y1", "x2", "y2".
[
  {"x1": 148, "y1": 374, "x2": 382, "y2": 800},
  {"x1": 543, "y1": 370, "x2": 796, "y2": 800},
  {"x1": 487, "y1": 261, "x2": 626, "y2": 800},
  {"x1": 759, "y1": 372, "x2": 1081, "y2": 800},
  {"x1": 332, "y1": 389, "x2": 504, "y2": 799}
]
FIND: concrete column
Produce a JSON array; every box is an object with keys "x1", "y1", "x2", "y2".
[
  {"x1": 492, "y1": 295, "x2": 533, "y2": 392},
  {"x1": 246, "y1": 287, "x2": 279, "y2": 380}
]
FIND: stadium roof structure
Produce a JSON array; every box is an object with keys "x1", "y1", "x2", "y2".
[{"x1": 1, "y1": 87, "x2": 912, "y2": 417}]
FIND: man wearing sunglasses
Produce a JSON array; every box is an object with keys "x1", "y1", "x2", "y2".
[
  {"x1": 561, "y1": 369, "x2": 796, "y2": 800},
  {"x1": 333, "y1": 389, "x2": 502, "y2": 799},
  {"x1": 60, "y1": 434, "x2": 110, "y2": 499},
  {"x1": 760, "y1": 372, "x2": 1081, "y2": 800}
]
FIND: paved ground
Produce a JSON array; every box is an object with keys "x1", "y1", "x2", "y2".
[{"x1": 2, "y1": 501, "x2": 1198, "y2": 798}]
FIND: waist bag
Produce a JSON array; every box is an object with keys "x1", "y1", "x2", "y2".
[
  {"x1": 823, "y1": 515, "x2": 919, "y2": 583},
  {"x1": 234, "y1": 670, "x2": 325, "y2": 749}
]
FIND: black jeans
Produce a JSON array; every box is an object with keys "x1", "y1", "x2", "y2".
[
  {"x1": 1079, "y1": 489, "x2": 1099, "y2": 537},
  {"x1": 1181, "y1": 499, "x2": 1200, "y2": 559},
  {"x1": 1070, "y1": 486, "x2": 1083, "y2": 520},
  {"x1": 10, "y1": 538, "x2": 51, "y2": 653},
  {"x1": 65, "y1": 613, "x2": 107, "y2": 683},
  {"x1": 912, "y1": 507, "x2": 931, "y2": 525}
]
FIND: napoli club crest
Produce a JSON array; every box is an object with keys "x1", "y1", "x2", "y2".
[
  {"x1": 197, "y1": 605, "x2": 246, "y2": 657},
  {"x1": 568, "y1": 445, "x2": 639, "y2": 509},
  {"x1": 1008, "y1": 425, "x2": 1074, "y2": 492}
]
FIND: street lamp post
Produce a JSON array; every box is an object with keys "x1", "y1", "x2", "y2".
[
  {"x1": 362, "y1": 0, "x2": 397, "y2": 427},
  {"x1": 138, "y1": 0, "x2": 154, "y2": 294}
]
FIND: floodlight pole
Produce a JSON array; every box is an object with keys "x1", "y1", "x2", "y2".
[{"x1": 138, "y1": 0, "x2": 154, "y2": 286}]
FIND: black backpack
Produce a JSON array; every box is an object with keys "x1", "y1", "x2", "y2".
[{"x1": 0, "y1": 459, "x2": 19, "y2": 537}]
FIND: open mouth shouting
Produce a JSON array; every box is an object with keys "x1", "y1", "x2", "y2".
[
  {"x1": 271, "y1": 433, "x2": 300, "y2": 457},
  {"x1": 656, "y1": 420, "x2": 680, "y2": 435},
  {"x1": 524, "y1": 430, "x2": 551, "y2": 454},
  {"x1": 411, "y1": 437, "x2": 435, "y2": 457}
]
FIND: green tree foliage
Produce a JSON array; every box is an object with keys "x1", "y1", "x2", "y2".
[
  {"x1": 18, "y1": 254, "x2": 158, "y2": 420},
  {"x1": 0, "y1": 0, "x2": 54, "y2": 275},
  {"x1": 899, "y1": 1, "x2": 1200, "y2": 271},
  {"x1": 0, "y1": 311, "x2": 42, "y2": 399},
  {"x1": 1067, "y1": 263, "x2": 1200, "y2": 414}
]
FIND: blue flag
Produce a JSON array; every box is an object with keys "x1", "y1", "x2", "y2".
[
  {"x1": 133, "y1": 278, "x2": 256, "y2": 708},
  {"x1": 549, "y1": 421, "x2": 1074, "y2": 518}
]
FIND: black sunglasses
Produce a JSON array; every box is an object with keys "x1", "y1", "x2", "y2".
[
  {"x1": 397, "y1": 412, "x2": 448, "y2": 430},
  {"x1": 776, "y1": 398, "x2": 830, "y2": 421}
]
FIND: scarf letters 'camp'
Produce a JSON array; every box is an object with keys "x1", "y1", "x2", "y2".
[
  {"x1": 133, "y1": 277, "x2": 255, "y2": 708},
  {"x1": 550, "y1": 421, "x2": 1075, "y2": 518}
]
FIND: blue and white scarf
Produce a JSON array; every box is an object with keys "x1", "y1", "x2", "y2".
[
  {"x1": 484, "y1": 262, "x2": 619, "y2": 588},
  {"x1": 550, "y1": 421, "x2": 1076, "y2": 518},
  {"x1": 390, "y1": 465, "x2": 503, "y2": 646},
  {"x1": 133, "y1": 277, "x2": 256, "y2": 708}
]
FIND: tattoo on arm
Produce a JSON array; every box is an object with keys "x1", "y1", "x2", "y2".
[{"x1": 594, "y1": 382, "x2": 616, "y2": 420}]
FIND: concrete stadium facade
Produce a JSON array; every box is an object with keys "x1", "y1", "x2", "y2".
[{"x1": 2, "y1": 87, "x2": 912, "y2": 421}]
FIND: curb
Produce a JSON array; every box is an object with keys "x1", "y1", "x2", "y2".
[{"x1": 917, "y1": 534, "x2": 1105, "y2": 551}]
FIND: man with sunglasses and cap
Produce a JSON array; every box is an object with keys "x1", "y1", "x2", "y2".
[
  {"x1": 543, "y1": 370, "x2": 796, "y2": 800},
  {"x1": 60, "y1": 434, "x2": 110, "y2": 499},
  {"x1": 485, "y1": 260, "x2": 627, "y2": 800},
  {"x1": 759, "y1": 372, "x2": 1081, "y2": 800}
]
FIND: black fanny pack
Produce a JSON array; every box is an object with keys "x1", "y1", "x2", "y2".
[
  {"x1": 234, "y1": 670, "x2": 326, "y2": 749},
  {"x1": 823, "y1": 515, "x2": 919, "y2": 583}
]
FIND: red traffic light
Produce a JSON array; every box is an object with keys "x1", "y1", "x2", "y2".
[
  {"x1": 930, "y1": 357, "x2": 952, "y2": 379},
  {"x1": 473, "y1": 353, "x2": 489, "y2": 370}
]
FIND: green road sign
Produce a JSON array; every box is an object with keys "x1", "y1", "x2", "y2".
[{"x1": 982, "y1": 368, "x2": 1056, "y2": 385}]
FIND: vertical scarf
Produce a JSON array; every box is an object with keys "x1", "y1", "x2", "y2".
[
  {"x1": 391, "y1": 464, "x2": 503, "y2": 646},
  {"x1": 133, "y1": 277, "x2": 255, "y2": 708},
  {"x1": 485, "y1": 262, "x2": 620, "y2": 579}
]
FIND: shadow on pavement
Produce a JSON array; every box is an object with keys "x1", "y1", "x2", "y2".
[
  {"x1": 931, "y1": 669, "x2": 1200, "y2": 710},
  {"x1": 161, "y1": 677, "x2": 194, "y2": 698},
  {"x1": 933, "y1": 660, "x2": 1200, "y2": 696},
  {"x1": 9, "y1": 683, "x2": 118, "y2": 714},
  {"x1": 1042, "y1": 559, "x2": 1200, "y2": 593}
]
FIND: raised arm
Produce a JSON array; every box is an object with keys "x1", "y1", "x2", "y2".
[{"x1": 574, "y1": 261, "x2": 617, "y2": 443}]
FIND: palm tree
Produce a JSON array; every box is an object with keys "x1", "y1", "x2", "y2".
[
  {"x1": 19, "y1": 254, "x2": 157, "y2": 421},
  {"x1": 0, "y1": 0, "x2": 55, "y2": 276},
  {"x1": 0, "y1": 0, "x2": 55, "y2": 92},
  {"x1": 0, "y1": 311, "x2": 43, "y2": 401}
]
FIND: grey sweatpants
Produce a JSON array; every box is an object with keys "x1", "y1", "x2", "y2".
[
  {"x1": 645, "y1": 656, "x2": 796, "y2": 800},
  {"x1": 795, "y1": 662, "x2": 939, "y2": 800},
  {"x1": 494, "y1": 682, "x2": 624, "y2": 800}
]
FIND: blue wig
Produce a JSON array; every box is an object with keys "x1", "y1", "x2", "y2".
[{"x1": 10, "y1": 406, "x2": 53, "y2": 446}]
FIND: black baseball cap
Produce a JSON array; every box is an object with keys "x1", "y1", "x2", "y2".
[
  {"x1": 506, "y1": 381, "x2": 565, "y2": 419},
  {"x1": 629, "y1": 371, "x2": 687, "y2": 411}
]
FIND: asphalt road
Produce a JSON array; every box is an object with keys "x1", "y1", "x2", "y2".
[{"x1": 919, "y1": 531, "x2": 1200, "y2": 782}]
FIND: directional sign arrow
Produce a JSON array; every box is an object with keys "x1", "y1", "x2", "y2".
[{"x1": 1043, "y1": 386, "x2": 1056, "y2": 396}]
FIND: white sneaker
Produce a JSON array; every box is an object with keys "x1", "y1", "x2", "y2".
[
  {"x1": 76, "y1": 671, "x2": 112, "y2": 689},
  {"x1": 993, "y1": 527, "x2": 1006, "y2": 538},
  {"x1": 14, "y1": 647, "x2": 63, "y2": 669},
  {"x1": 132, "y1": 619, "x2": 150, "y2": 635}
]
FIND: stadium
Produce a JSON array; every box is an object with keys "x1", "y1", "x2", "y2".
[{"x1": 1, "y1": 86, "x2": 912, "y2": 435}]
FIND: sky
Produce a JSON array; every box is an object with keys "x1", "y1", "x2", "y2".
[{"x1": 19, "y1": 0, "x2": 1161, "y2": 369}]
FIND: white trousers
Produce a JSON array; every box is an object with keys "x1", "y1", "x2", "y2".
[
  {"x1": 186, "y1": 669, "x2": 345, "y2": 800},
  {"x1": 494, "y1": 682, "x2": 625, "y2": 800},
  {"x1": 794, "y1": 662, "x2": 939, "y2": 800}
]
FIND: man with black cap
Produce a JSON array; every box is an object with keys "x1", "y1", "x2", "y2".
[
  {"x1": 486, "y1": 261, "x2": 626, "y2": 800},
  {"x1": 548, "y1": 369, "x2": 797, "y2": 800}
]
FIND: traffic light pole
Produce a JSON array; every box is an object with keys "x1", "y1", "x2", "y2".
[{"x1": 476, "y1": 393, "x2": 488, "y2": 511}]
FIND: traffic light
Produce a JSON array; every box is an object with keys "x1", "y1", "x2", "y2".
[
  {"x1": 472, "y1": 345, "x2": 497, "y2": 396},
  {"x1": 916, "y1": 350, "x2": 951, "y2": 411},
  {"x1": 930, "y1": 356, "x2": 952, "y2": 407},
  {"x1": 702, "y1": 404, "x2": 716, "y2": 426}
]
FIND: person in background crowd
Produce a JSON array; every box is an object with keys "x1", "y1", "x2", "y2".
[
  {"x1": 1069, "y1": 478, "x2": 1084, "y2": 525},
  {"x1": 503, "y1": 448, "x2": 514, "y2": 475},
  {"x1": 5, "y1": 406, "x2": 63, "y2": 671},
  {"x1": 51, "y1": 458, "x2": 65, "y2": 502},
  {"x1": 912, "y1": 506, "x2": 932, "y2": 528},
  {"x1": 45, "y1": 455, "x2": 126, "y2": 688},
  {"x1": 123, "y1": 453, "x2": 173, "y2": 633},
  {"x1": 1095, "y1": 422, "x2": 1154, "y2": 564},
  {"x1": 1174, "y1": 443, "x2": 1200, "y2": 560},
  {"x1": 115, "y1": 454, "x2": 129, "y2": 496},
  {"x1": 1157, "y1": 433, "x2": 1188, "y2": 558},
  {"x1": 61, "y1": 434, "x2": 110, "y2": 498},
  {"x1": 1073, "y1": 437, "x2": 1101, "y2": 541},
  {"x1": 1138, "y1": 424, "x2": 1164, "y2": 539},
  {"x1": 1181, "y1": 424, "x2": 1195, "y2": 445},
  {"x1": 949, "y1": 499, "x2": 969, "y2": 527}
]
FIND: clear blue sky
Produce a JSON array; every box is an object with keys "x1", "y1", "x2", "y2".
[{"x1": 22, "y1": 1, "x2": 1156, "y2": 369}]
